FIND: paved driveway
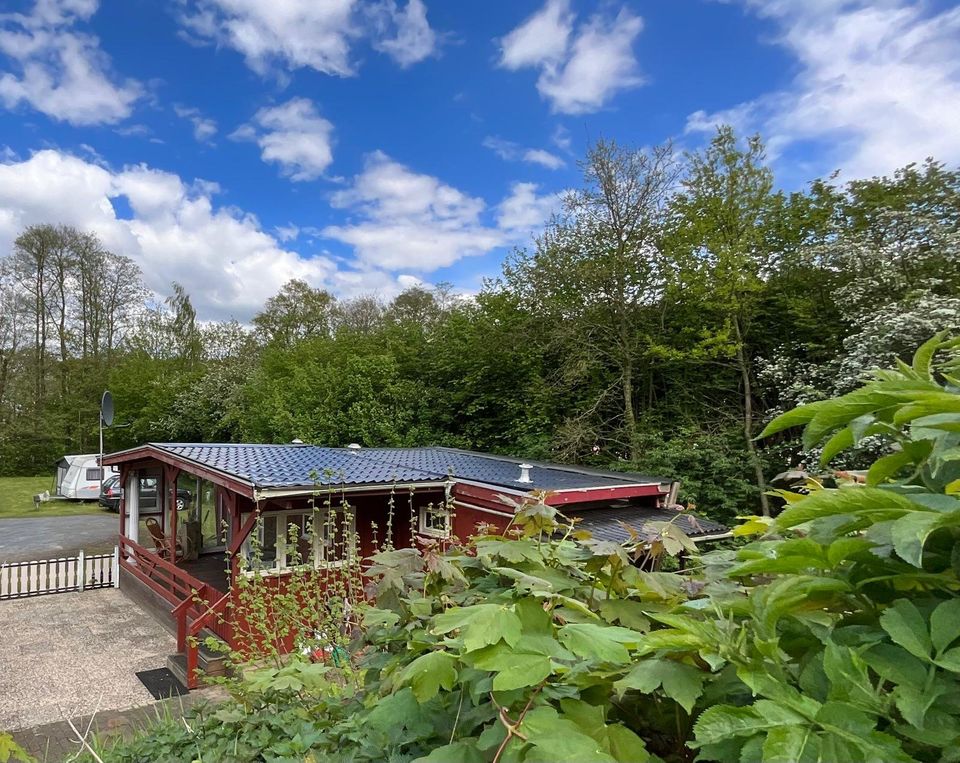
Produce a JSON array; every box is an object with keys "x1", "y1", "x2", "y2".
[
  {"x1": 0, "y1": 588, "x2": 177, "y2": 732},
  {"x1": 0, "y1": 514, "x2": 118, "y2": 562}
]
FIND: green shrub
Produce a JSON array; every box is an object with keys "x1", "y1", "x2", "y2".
[{"x1": 89, "y1": 334, "x2": 960, "y2": 762}]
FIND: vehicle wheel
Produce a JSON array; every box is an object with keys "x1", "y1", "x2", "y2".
[{"x1": 176, "y1": 497, "x2": 185, "y2": 511}]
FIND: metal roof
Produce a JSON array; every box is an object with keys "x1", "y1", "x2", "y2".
[
  {"x1": 569, "y1": 506, "x2": 729, "y2": 541},
  {"x1": 140, "y1": 443, "x2": 668, "y2": 492}
]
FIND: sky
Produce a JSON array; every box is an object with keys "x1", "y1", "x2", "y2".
[{"x1": 0, "y1": 0, "x2": 958, "y2": 322}]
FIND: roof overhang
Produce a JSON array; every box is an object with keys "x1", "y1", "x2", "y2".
[
  {"x1": 103, "y1": 444, "x2": 258, "y2": 498},
  {"x1": 252, "y1": 481, "x2": 446, "y2": 501}
]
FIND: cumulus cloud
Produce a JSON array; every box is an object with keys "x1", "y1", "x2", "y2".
[
  {"x1": 686, "y1": 0, "x2": 960, "y2": 178},
  {"x1": 0, "y1": 149, "x2": 425, "y2": 319},
  {"x1": 178, "y1": 0, "x2": 437, "y2": 76},
  {"x1": 497, "y1": 182, "x2": 562, "y2": 235},
  {"x1": 483, "y1": 136, "x2": 565, "y2": 170},
  {"x1": 497, "y1": 0, "x2": 643, "y2": 114},
  {"x1": 174, "y1": 104, "x2": 217, "y2": 143},
  {"x1": 324, "y1": 151, "x2": 557, "y2": 271},
  {"x1": 0, "y1": 0, "x2": 141, "y2": 125},
  {"x1": 233, "y1": 98, "x2": 335, "y2": 181},
  {"x1": 370, "y1": 0, "x2": 437, "y2": 67}
]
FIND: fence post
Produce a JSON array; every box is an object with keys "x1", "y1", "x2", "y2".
[
  {"x1": 113, "y1": 545, "x2": 120, "y2": 588},
  {"x1": 77, "y1": 550, "x2": 85, "y2": 593}
]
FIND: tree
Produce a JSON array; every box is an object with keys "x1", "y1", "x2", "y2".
[
  {"x1": 334, "y1": 295, "x2": 386, "y2": 334},
  {"x1": 672, "y1": 128, "x2": 776, "y2": 514},
  {"x1": 503, "y1": 139, "x2": 680, "y2": 461},
  {"x1": 166, "y1": 282, "x2": 203, "y2": 366},
  {"x1": 253, "y1": 279, "x2": 334, "y2": 347}
]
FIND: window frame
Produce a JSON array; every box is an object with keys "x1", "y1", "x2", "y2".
[
  {"x1": 242, "y1": 508, "x2": 356, "y2": 574},
  {"x1": 418, "y1": 503, "x2": 452, "y2": 539}
]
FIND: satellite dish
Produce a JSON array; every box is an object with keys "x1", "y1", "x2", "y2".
[{"x1": 100, "y1": 390, "x2": 114, "y2": 427}]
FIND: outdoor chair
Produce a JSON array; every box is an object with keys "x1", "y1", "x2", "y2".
[{"x1": 144, "y1": 517, "x2": 184, "y2": 561}]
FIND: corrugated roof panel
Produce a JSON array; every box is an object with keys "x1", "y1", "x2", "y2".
[{"x1": 569, "y1": 506, "x2": 729, "y2": 540}]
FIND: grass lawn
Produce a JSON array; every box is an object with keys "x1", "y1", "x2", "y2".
[{"x1": 0, "y1": 476, "x2": 105, "y2": 518}]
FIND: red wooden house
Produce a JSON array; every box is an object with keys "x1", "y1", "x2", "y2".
[{"x1": 103, "y1": 443, "x2": 728, "y2": 686}]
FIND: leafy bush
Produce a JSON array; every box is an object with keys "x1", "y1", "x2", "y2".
[{"x1": 89, "y1": 334, "x2": 960, "y2": 762}]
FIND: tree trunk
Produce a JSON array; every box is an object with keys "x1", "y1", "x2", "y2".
[
  {"x1": 622, "y1": 354, "x2": 639, "y2": 462},
  {"x1": 734, "y1": 317, "x2": 770, "y2": 516}
]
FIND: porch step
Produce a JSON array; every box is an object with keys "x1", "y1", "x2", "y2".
[{"x1": 166, "y1": 640, "x2": 229, "y2": 687}]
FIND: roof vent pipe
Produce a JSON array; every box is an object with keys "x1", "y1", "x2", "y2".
[{"x1": 517, "y1": 463, "x2": 533, "y2": 483}]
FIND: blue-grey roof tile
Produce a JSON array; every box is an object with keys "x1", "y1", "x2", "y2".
[{"x1": 145, "y1": 444, "x2": 668, "y2": 492}]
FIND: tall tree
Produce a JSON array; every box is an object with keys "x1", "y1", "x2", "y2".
[
  {"x1": 8, "y1": 224, "x2": 59, "y2": 404},
  {"x1": 672, "y1": 128, "x2": 776, "y2": 514},
  {"x1": 253, "y1": 279, "x2": 334, "y2": 347},
  {"x1": 166, "y1": 282, "x2": 203, "y2": 366},
  {"x1": 504, "y1": 139, "x2": 679, "y2": 460}
]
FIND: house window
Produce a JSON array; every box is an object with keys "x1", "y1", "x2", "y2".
[
  {"x1": 419, "y1": 503, "x2": 451, "y2": 539},
  {"x1": 244, "y1": 509, "x2": 356, "y2": 572}
]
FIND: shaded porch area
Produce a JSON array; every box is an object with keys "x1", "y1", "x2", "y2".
[{"x1": 179, "y1": 554, "x2": 230, "y2": 595}]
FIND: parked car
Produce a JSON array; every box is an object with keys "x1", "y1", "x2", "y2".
[{"x1": 99, "y1": 475, "x2": 192, "y2": 512}]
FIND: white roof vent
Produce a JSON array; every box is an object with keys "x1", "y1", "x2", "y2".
[
  {"x1": 517, "y1": 463, "x2": 533, "y2": 483},
  {"x1": 291, "y1": 438, "x2": 304, "y2": 444},
  {"x1": 346, "y1": 443, "x2": 362, "y2": 450}
]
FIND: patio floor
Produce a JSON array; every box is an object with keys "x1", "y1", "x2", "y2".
[{"x1": 0, "y1": 588, "x2": 180, "y2": 732}]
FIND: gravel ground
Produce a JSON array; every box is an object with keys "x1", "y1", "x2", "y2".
[
  {"x1": 0, "y1": 588, "x2": 177, "y2": 732},
  {"x1": 0, "y1": 514, "x2": 118, "y2": 563}
]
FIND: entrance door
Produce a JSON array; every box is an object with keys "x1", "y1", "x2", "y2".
[{"x1": 197, "y1": 478, "x2": 226, "y2": 553}]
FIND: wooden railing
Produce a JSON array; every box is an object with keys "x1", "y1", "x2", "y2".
[
  {"x1": 119, "y1": 536, "x2": 210, "y2": 606},
  {"x1": 118, "y1": 537, "x2": 232, "y2": 689}
]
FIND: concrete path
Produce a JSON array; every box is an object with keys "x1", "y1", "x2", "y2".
[
  {"x1": 0, "y1": 514, "x2": 118, "y2": 563},
  {"x1": 0, "y1": 588, "x2": 178, "y2": 734},
  {"x1": 11, "y1": 687, "x2": 225, "y2": 763}
]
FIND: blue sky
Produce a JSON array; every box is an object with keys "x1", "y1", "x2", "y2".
[{"x1": 0, "y1": 0, "x2": 958, "y2": 321}]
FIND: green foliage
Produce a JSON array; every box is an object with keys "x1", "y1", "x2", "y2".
[
  {"x1": 88, "y1": 336, "x2": 960, "y2": 763},
  {"x1": 0, "y1": 733, "x2": 32, "y2": 763}
]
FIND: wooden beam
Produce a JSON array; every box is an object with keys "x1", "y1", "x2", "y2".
[
  {"x1": 118, "y1": 463, "x2": 128, "y2": 542},
  {"x1": 164, "y1": 464, "x2": 181, "y2": 561}
]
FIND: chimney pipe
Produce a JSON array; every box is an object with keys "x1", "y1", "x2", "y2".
[{"x1": 517, "y1": 463, "x2": 533, "y2": 483}]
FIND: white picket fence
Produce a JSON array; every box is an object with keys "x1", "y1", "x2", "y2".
[{"x1": 0, "y1": 547, "x2": 119, "y2": 600}]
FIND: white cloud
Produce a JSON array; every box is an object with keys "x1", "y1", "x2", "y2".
[
  {"x1": 498, "y1": 0, "x2": 572, "y2": 70},
  {"x1": 483, "y1": 136, "x2": 565, "y2": 170},
  {"x1": 174, "y1": 104, "x2": 217, "y2": 143},
  {"x1": 324, "y1": 151, "x2": 557, "y2": 271},
  {"x1": 498, "y1": 1, "x2": 643, "y2": 114},
  {"x1": 178, "y1": 0, "x2": 437, "y2": 76},
  {"x1": 0, "y1": 0, "x2": 141, "y2": 125},
  {"x1": 370, "y1": 0, "x2": 437, "y2": 67},
  {"x1": 552, "y1": 124, "x2": 572, "y2": 152},
  {"x1": 687, "y1": 0, "x2": 960, "y2": 178},
  {"x1": 233, "y1": 98, "x2": 334, "y2": 181},
  {"x1": 0, "y1": 149, "x2": 424, "y2": 319},
  {"x1": 523, "y1": 148, "x2": 565, "y2": 170},
  {"x1": 274, "y1": 223, "x2": 300, "y2": 242},
  {"x1": 497, "y1": 182, "x2": 561, "y2": 234}
]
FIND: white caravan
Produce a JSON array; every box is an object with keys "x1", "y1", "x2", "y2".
[{"x1": 54, "y1": 454, "x2": 118, "y2": 500}]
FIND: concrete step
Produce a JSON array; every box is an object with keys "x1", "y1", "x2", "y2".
[
  {"x1": 166, "y1": 642, "x2": 228, "y2": 688},
  {"x1": 166, "y1": 653, "x2": 189, "y2": 687}
]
